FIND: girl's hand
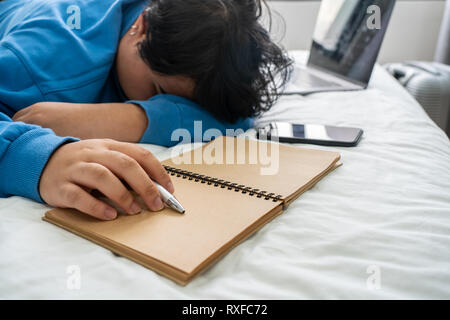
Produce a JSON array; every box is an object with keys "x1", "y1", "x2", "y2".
[
  {"x1": 40, "y1": 139, "x2": 174, "y2": 220},
  {"x1": 12, "y1": 102, "x2": 148, "y2": 142}
]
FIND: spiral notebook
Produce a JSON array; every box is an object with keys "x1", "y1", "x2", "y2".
[{"x1": 43, "y1": 136, "x2": 341, "y2": 285}]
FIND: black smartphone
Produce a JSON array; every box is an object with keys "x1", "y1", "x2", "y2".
[{"x1": 256, "y1": 122, "x2": 363, "y2": 147}]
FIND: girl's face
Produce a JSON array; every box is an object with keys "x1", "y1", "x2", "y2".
[{"x1": 115, "y1": 13, "x2": 195, "y2": 101}]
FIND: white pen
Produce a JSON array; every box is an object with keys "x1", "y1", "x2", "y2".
[{"x1": 153, "y1": 181, "x2": 185, "y2": 214}]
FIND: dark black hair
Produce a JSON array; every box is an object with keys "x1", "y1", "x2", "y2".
[{"x1": 138, "y1": 0, "x2": 292, "y2": 123}]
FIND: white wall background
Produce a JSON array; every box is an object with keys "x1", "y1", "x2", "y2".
[{"x1": 265, "y1": 0, "x2": 446, "y2": 64}]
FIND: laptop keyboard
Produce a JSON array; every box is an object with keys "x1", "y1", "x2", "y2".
[{"x1": 294, "y1": 69, "x2": 342, "y2": 88}]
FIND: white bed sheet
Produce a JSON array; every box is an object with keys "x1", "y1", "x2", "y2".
[{"x1": 1, "y1": 51, "x2": 449, "y2": 299}]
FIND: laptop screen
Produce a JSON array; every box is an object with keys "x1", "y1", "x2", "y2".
[{"x1": 308, "y1": 0, "x2": 396, "y2": 85}]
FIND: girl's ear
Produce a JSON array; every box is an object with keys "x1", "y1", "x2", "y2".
[
  {"x1": 141, "y1": 12, "x2": 148, "y2": 33},
  {"x1": 129, "y1": 13, "x2": 146, "y2": 41},
  {"x1": 137, "y1": 13, "x2": 147, "y2": 39}
]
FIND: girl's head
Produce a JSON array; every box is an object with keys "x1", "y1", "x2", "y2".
[{"x1": 116, "y1": 0, "x2": 292, "y2": 123}]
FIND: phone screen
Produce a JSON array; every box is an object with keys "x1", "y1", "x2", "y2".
[{"x1": 270, "y1": 123, "x2": 362, "y2": 143}]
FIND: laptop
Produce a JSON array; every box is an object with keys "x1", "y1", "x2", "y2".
[{"x1": 283, "y1": 0, "x2": 396, "y2": 95}]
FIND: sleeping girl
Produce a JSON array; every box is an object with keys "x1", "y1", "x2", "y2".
[{"x1": 0, "y1": 0, "x2": 291, "y2": 219}]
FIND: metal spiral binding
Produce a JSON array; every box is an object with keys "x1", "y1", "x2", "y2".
[{"x1": 163, "y1": 165, "x2": 283, "y2": 202}]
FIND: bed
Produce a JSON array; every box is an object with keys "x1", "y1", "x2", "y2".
[{"x1": 1, "y1": 51, "x2": 449, "y2": 299}]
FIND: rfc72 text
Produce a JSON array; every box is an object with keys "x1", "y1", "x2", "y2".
[{"x1": 182, "y1": 304, "x2": 268, "y2": 317}]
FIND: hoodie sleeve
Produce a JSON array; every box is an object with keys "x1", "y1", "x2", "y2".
[
  {"x1": 0, "y1": 112, "x2": 79, "y2": 202},
  {"x1": 126, "y1": 94, "x2": 253, "y2": 147}
]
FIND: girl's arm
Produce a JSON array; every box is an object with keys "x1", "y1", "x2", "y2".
[
  {"x1": 13, "y1": 95, "x2": 253, "y2": 148},
  {"x1": 13, "y1": 101, "x2": 148, "y2": 142}
]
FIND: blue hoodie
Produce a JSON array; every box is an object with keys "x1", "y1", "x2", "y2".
[{"x1": 0, "y1": 0, "x2": 252, "y2": 203}]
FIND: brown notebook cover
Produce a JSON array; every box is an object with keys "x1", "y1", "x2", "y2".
[{"x1": 43, "y1": 137, "x2": 341, "y2": 285}]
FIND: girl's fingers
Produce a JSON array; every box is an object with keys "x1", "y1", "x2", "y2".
[
  {"x1": 70, "y1": 162, "x2": 141, "y2": 215},
  {"x1": 60, "y1": 184, "x2": 118, "y2": 220},
  {"x1": 107, "y1": 141, "x2": 174, "y2": 193},
  {"x1": 83, "y1": 150, "x2": 164, "y2": 211}
]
